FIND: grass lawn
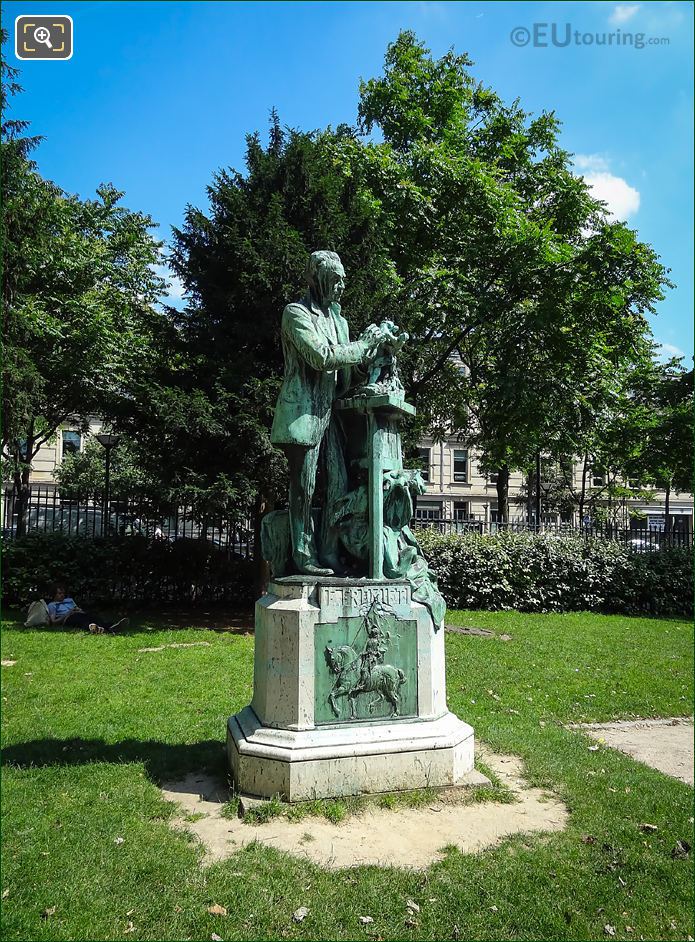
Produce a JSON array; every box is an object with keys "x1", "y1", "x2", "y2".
[{"x1": 1, "y1": 608, "x2": 692, "y2": 941}]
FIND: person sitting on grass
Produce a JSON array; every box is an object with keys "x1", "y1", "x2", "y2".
[{"x1": 47, "y1": 584, "x2": 128, "y2": 634}]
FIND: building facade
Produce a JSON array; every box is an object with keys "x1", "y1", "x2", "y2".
[
  {"x1": 415, "y1": 434, "x2": 694, "y2": 532},
  {"x1": 26, "y1": 419, "x2": 106, "y2": 484},
  {"x1": 20, "y1": 423, "x2": 695, "y2": 533}
]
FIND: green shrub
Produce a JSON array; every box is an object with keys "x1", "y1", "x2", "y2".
[
  {"x1": 4, "y1": 530, "x2": 690, "y2": 617},
  {"x1": 2, "y1": 532, "x2": 256, "y2": 607},
  {"x1": 416, "y1": 530, "x2": 692, "y2": 617}
]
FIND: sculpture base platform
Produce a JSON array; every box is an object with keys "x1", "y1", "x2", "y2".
[
  {"x1": 227, "y1": 577, "x2": 478, "y2": 802},
  {"x1": 227, "y1": 706, "x2": 476, "y2": 801}
]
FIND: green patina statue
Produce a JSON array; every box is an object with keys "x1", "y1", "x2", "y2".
[
  {"x1": 265, "y1": 250, "x2": 445, "y2": 628},
  {"x1": 270, "y1": 250, "x2": 398, "y2": 575}
]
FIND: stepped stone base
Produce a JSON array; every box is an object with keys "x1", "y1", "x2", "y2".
[
  {"x1": 227, "y1": 576, "x2": 479, "y2": 802},
  {"x1": 227, "y1": 705, "x2": 476, "y2": 801}
]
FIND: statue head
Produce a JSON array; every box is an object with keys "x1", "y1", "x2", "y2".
[{"x1": 306, "y1": 250, "x2": 345, "y2": 306}]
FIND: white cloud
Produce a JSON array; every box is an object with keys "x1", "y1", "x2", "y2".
[
  {"x1": 583, "y1": 172, "x2": 641, "y2": 220},
  {"x1": 655, "y1": 341, "x2": 686, "y2": 361},
  {"x1": 573, "y1": 154, "x2": 641, "y2": 221},
  {"x1": 416, "y1": 1, "x2": 449, "y2": 19},
  {"x1": 165, "y1": 273, "x2": 186, "y2": 301},
  {"x1": 609, "y1": 4, "x2": 641, "y2": 25},
  {"x1": 573, "y1": 154, "x2": 610, "y2": 173}
]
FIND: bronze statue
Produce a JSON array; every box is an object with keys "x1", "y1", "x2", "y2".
[
  {"x1": 270, "y1": 250, "x2": 397, "y2": 575},
  {"x1": 266, "y1": 249, "x2": 445, "y2": 629}
]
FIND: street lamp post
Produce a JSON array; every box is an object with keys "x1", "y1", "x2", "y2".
[{"x1": 96, "y1": 433, "x2": 120, "y2": 535}]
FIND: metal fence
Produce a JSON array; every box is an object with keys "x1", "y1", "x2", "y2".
[
  {"x1": 2, "y1": 487, "x2": 692, "y2": 555},
  {"x1": 412, "y1": 515, "x2": 694, "y2": 550},
  {"x1": 1, "y1": 485, "x2": 254, "y2": 557}
]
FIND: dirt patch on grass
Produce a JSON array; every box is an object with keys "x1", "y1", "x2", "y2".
[
  {"x1": 576, "y1": 717, "x2": 694, "y2": 786},
  {"x1": 137, "y1": 641, "x2": 212, "y2": 653},
  {"x1": 161, "y1": 748, "x2": 568, "y2": 870},
  {"x1": 445, "y1": 625, "x2": 512, "y2": 641},
  {"x1": 134, "y1": 610, "x2": 254, "y2": 633}
]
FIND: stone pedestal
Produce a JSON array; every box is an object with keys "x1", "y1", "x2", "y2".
[{"x1": 227, "y1": 577, "x2": 478, "y2": 801}]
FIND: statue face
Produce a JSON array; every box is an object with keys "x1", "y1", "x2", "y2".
[{"x1": 324, "y1": 265, "x2": 346, "y2": 303}]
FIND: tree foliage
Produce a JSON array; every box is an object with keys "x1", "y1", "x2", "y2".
[
  {"x1": 350, "y1": 32, "x2": 671, "y2": 516},
  {"x1": 149, "y1": 114, "x2": 399, "y2": 520},
  {"x1": 1, "y1": 42, "x2": 166, "y2": 531},
  {"x1": 53, "y1": 438, "x2": 160, "y2": 500},
  {"x1": 165, "y1": 32, "x2": 673, "y2": 523},
  {"x1": 5, "y1": 30, "x2": 685, "y2": 541}
]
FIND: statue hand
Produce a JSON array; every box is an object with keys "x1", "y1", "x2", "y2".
[
  {"x1": 360, "y1": 323, "x2": 392, "y2": 351},
  {"x1": 391, "y1": 329, "x2": 409, "y2": 352}
]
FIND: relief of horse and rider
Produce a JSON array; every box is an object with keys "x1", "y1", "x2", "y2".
[{"x1": 324, "y1": 602, "x2": 410, "y2": 720}]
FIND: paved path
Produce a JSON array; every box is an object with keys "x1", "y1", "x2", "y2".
[{"x1": 578, "y1": 717, "x2": 694, "y2": 786}]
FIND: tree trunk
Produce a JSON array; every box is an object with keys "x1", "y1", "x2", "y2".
[
  {"x1": 578, "y1": 453, "x2": 588, "y2": 523},
  {"x1": 495, "y1": 464, "x2": 509, "y2": 524},
  {"x1": 535, "y1": 450, "x2": 542, "y2": 529},
  {"x1": 526, "y1": 464, "x2": 534, "y2": 525},
  {"x1": 664, "y1": 480, "x2": 672, "y2": 541},
  {"x1": 607, "y1": 470, "x2": 614, "y2": 531},
  {"x1": 253, "y1": 493, "x2": 272, "y2": 599},
  {"x1": 13, "y1": 466, "x2": 31, "y2": 539}
]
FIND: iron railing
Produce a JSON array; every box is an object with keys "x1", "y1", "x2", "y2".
[
  {"x1": 412, "y1": 514, "x2": 693, "y2": 549},
  {"x1": 2, "y1": 487, "x2": 691, "y2": 554},
  {"x1": 1, "y1": 485, "x2": 254, "y2": 557}
]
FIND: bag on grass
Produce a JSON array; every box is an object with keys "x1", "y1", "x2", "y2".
[{"x1": 25, "y1": 599, "x2": 50, "y2": 627}]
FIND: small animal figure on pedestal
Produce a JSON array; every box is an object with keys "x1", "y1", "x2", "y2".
[{"x1": 358, "y1": 320, "x2": 409, "y2": 397}]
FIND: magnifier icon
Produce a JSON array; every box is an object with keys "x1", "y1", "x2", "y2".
[{"x1": 34, "y1": 26, "x2": 53, "y2": 49}]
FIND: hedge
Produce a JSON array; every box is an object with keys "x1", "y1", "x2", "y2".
[
  {"x1": 3, "y1": 530, "x2": 691, "y2": 618},
  {"x1": 2, "y1": 533, "x2": 256, "y2": 608},
  {"x1": 416, "y1": 530, "x2": 693, "y2": 617}
]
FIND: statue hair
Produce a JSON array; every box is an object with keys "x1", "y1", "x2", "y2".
[{"x1": 306, "y1": 250, "x2": 343, "y2": 303}]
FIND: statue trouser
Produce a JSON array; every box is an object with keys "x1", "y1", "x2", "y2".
[{"x1": 283, "y1": 421, "x2": 347, "y2": 576}]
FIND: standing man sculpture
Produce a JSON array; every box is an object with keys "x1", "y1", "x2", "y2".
[
  {"x1": 227, "y1": 249, "x2": 480, "y2": 802},
  {"x1": 270, "y1": 250, "x2": 396, "y2": 576}
]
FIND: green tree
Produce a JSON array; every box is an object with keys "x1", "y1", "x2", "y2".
[
  {"x1": 53, "y1": 437, "x2": 161, "y2": 501},
  {"x1": 153, "y1": 115, "x2": 397, "y2": 548},
  {"x1": 619, "y1": 360, "x2": 694, "y2": 536},
  {"x1": 351, "y1": 32, "x2": 669, "y2": 520},
  {"x1": 1, "y1": 51, "x2": 166, "y2": 533},
  {"x1": 165, "y1": 31, "x2": 673, "y2": 546}
]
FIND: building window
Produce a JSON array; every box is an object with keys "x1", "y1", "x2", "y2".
[
  {"x1": 487, "y1": 471, "x2": 499, "y2": 485},
  {"x1": 453, "y1": 500, "x2": 469, "y2": 520},
  {"x1": 559, "y1": 457, "x2": 574, "y2": 486},
  {"x1": 415, "y1": 500, "x2": 442, "y2": 521},
  {"x1": 417, "y1": 448, "x2": 430, "y2": 482},
  {"x1": 591, "y1": 469, "x2": 605, "y2": 487},
  {"x1": 61, "y1": 430, "x2": 81, "y2": 458},
  {"x1": 453, "y1": 449, "x2": 468, "y2": 483}
]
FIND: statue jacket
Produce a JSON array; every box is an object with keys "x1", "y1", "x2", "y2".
[{"x1": 270, "y1": 296, "x2": 366, "y2": 448}]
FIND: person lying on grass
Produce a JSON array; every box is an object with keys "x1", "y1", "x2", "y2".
[{"x1": 47, "y1": 584, "x2": 128, "y2": 634}]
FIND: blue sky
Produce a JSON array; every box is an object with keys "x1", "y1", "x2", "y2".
[{"x1": 4, "y1": 0, "x2": 693, "y2": 358}]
